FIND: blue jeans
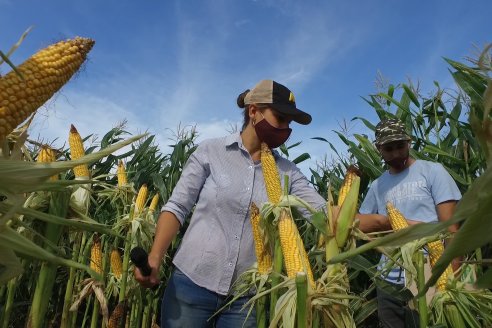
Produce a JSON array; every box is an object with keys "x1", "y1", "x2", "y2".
[{"x1": 161, "y1": 269, "x2": 256, "y2": 328}]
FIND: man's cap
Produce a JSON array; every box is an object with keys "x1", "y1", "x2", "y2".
[
  {"x1": 375, "y1": 118, "x2": 411, "y2": 146},
  {"x1": 244, "y1": 80, "x2": 312, "y2": 125}
]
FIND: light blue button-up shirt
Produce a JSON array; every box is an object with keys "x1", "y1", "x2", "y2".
[{"x1": 162, "y1": 133, "x2": 325, "y2": 295}]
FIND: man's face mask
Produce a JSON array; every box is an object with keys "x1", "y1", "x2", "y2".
[
  {"x1": 380, "y1": 141, "x2": 409, "y2": 171},
  {"x1": 254, "y1": 112, "x2": 292, "y2": 148}
]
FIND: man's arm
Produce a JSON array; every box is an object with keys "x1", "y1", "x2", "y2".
[
  {"x1": 356, "y1": 213, "x2": 392, "y2": 233},
  {"x1": 436, "y1": 200, "x2": 461, "y2": 271}
]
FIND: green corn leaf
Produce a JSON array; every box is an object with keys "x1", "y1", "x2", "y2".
[{"x1": 402, "y1": 84, "x2": 420, "y2": 107}]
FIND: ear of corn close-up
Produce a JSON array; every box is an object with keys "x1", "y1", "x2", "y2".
[{"x1": 0, "y1": 37, "x2": 94, "y2": 142}]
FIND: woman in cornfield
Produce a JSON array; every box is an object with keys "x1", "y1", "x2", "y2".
[
  {"x1": 134, "y1": 80, "x2": 326, "y2": 327},
  {"x1": 356, "y1": 118, "x2": 462, "y2": 328}
]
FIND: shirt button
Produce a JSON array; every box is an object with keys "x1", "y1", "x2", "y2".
[
  {"x1": 234, "y1": 234, "x2": 239, "y2": 239},
  {"x1": 228, "y1": 262, "x2": 233, "y2": 266},
  {"x1": 246, "y1": 187, "x2": 250, "y2": 191},
  {"x1": 249, "y1": 165, "x2": 253, "y2": 169}
]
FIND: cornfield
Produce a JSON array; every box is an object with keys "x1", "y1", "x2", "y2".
[{"x1": 1, "y1": 30, "x2": 491, "y2": 328}]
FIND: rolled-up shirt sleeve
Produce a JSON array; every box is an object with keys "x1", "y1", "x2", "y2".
[{"x1": 161, "y1": 144, "x2": 210, "y2": 225}]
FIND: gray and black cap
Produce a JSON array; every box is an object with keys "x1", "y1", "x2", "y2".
[
  {"x1": 244, "y1": 80, "x2": 312, "y2": 125},
  {"x1": 375, "y1": 118, "x2": 411, "y2": 146}
]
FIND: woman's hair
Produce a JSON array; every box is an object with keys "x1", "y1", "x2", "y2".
[{"x1": 236, "y1": 89, "x2": 269, "y2": 131}]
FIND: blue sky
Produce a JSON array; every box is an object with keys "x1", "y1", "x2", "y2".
[{"x1": 1, "y1": 0, "x2": 491, "y2": 174}]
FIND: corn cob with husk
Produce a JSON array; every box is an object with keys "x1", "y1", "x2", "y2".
[
  {"x1": 337, "y1": 165, "x2": 361, "y2": 207},
  {"x1": 149, "y1": 194, "x2": 160, "y2": 213},
  {"x1": 278, "y1": 208, "x2": 315, "y2": 289},
  {"x1": 386, "y1": 202, "x2": 453, "y2": 291},
  {"x1": 260, "y1": 142, "x2": 282, "y2": 204},
  {"x1": 68, "y1": 124, "x2": 90, "y2": 178},
  {"x1": 117, "y1": 160, "x2": 128, "y2": 186},
  {"x1": 135, "y1": 184, "x2": 148, "y2": 215},
  {"x1": 37, "y1": 145, "x2": 58, "y2": 180},
  {"x1": 90, "y1": 235, "x2": 103, "y2": 275},
  {"x1": 110, "y1": 248, "x2": 123, "y2": 279},
  {"x1": 428, "y1": 240, "x2": 454, "y2": 292},
  {"x1": 108, "y1": 301, "x2": 126, "y2": 328},
  {"x1": 334, "y1": 170, "x2": 361, "y2": 248},
  {"x1": 0, "y1": 37, "x2": 94, "y2": 142},
  {"x1": 259, "y1": 142, "x2": 284, "y2": 324},
  {"x1": 250, "y1": 202, "x2": 272, "y2": 274}
]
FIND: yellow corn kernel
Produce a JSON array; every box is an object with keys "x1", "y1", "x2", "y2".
[
  {"x1": 110, "y1": 248, "x2": 123, "y2": 279},
  {"x1": 135, "y1": 184, "x2": 148, "y2": 214},
  {"x1": 278, "y1": 208, "x2": 315, "y2": 289},
  {"x1": 260, "y1": 142, "x2": 282, "y2": 204},
  {"x1": 386, "y1": 202, "x2": 409, "y2": 231},
  {"x1": 117, "y1": 160, "x2": 128, "y2": 187},
  {"x1": 428, "y1": 240, "x2": 454, "y2": 291},
  {"x1": 37, "y1": 145, "x2": 58, "y2": 181},
  {"x1": 149, "y1": 194, "x2": 160, "y2": 212},
  {"x1": 0, "y1": 37, "x2": 94, "y2": 142},
  {"x1": 68, "y1": 124, "x2": 90, "y2": 178},
  {"x1": 90, "y1": 235, "x2": 103, "y2": 275},
  {"x1": 250, "y1": 202, "x2": 272, "y2": 274},
  {"x1": 337, "y1": 165, "x2": 361, "y2": 206}
]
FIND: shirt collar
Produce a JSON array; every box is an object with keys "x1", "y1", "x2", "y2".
[
  {"x1": 225, "y1": 132, "x2": 280, "y2": 159},
  {"x1": 225, "y1": 132, "x2": 242, "y2": 148}
]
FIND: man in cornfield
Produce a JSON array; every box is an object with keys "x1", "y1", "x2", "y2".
[{"x1": 356, "y1": 118, "x2": 461, "y2": 328}]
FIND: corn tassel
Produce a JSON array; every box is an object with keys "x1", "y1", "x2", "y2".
[
  {"x1": 250, "y1": 202, "x2": 272, "y2": 274},
  {"x1": 37, "y1": 145, "x2": 58, "y2": 180},
  {"x1": 149, "y1": 194, "x2": 160, "y2": 212},
  {"x1": 135, "y1": 184, "x2": 148, "y2": 214},
  {"x1": 337, "y1": 165, "x2": 361, "y2": 206},
  {"x1": 68, "y1": 124, "x2": 90, "y2": 178},
  {"x1": 110, "y1": 248, "x2": 123, "y2": 279},
  {"x1": 90, "y1": 235, "x2": 103, "y2": 275},
  {"x1": 117, "y1": 160, "x2": 128, "y2": 186},
  {"x1": 0, "y1": 37, "x2": 94, "y2": 141},
  {"x1": 278, "y1": 208, "x2": 315, "y2": 289},
  {"x1": 260, "y1": 142, "x2": 282, "y2": 203}
]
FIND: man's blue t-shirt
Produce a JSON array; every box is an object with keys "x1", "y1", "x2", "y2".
[{"x1": 359, "y1": 160, "x2": 462, "y2": 284}]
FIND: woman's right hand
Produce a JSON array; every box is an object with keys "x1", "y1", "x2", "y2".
[{"x1": 134, "y1": 256, "x2": 161, "y2": 288}]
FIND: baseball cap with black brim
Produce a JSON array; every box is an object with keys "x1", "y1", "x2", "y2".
[{"x1": 244, "y1": 80, "x2": 312, "y2": 125}]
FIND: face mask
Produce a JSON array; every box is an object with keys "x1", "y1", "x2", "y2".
[
  {"x1": 254, "y1": 116, "x2": 292, "y2": 148},
  {"x1": 385, "y1": 157, "x2": 408, "y2": 171}
]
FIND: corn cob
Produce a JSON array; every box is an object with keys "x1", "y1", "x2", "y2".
[
  {"x1": 149, "y1": 194, "x2": 160, "y2": 212},
  {"x1": 37, "y1": 145, "x2": 58, "y2": 180},
  {"x1": 386, "y1": 202, "x2": 453, "y2": 291},
  {"x1": 250, "y1": 202, "x2": 272, "y2": 274},
  {"x1": 386, "y1": 202, "x2": 409, "y2": 231},
  {"x1": 260, "y1": 142, "x2": 282, "y2": 204},
  {"x1": 68, "y1": 124, "x2": 90, "y2": 178},
  {"x1": 110, "y1": 248, "x2": 123, "y2": 279},
  {"x1": 278, "y1": 208, "x2": 315, "y2": 289},
  {"x1": 117, "y1": 160, "x2": 128, "y2": 186},
  {"x1": 90, "y1": 235, "x2": 103, "y2": 275},
  {"x1": 135, "y1": 184, "x2": 148, "y2": 214},
  {"x1": 108, "y1": 301, "x2": 126, "y2": 328},
  {"x1": 0, "y1": 37, "x2": 94, "y2": 142},
  {"x1": 337, "y1": 165, "x2": 361, "y2": 206},
  {"x1": 428, "y1": 240, "x2": 454, "y2": 291}
]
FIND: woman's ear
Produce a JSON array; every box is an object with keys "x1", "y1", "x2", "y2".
[{"x1": 248, "y1": 105, "x2": 257, "y2": 120}]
